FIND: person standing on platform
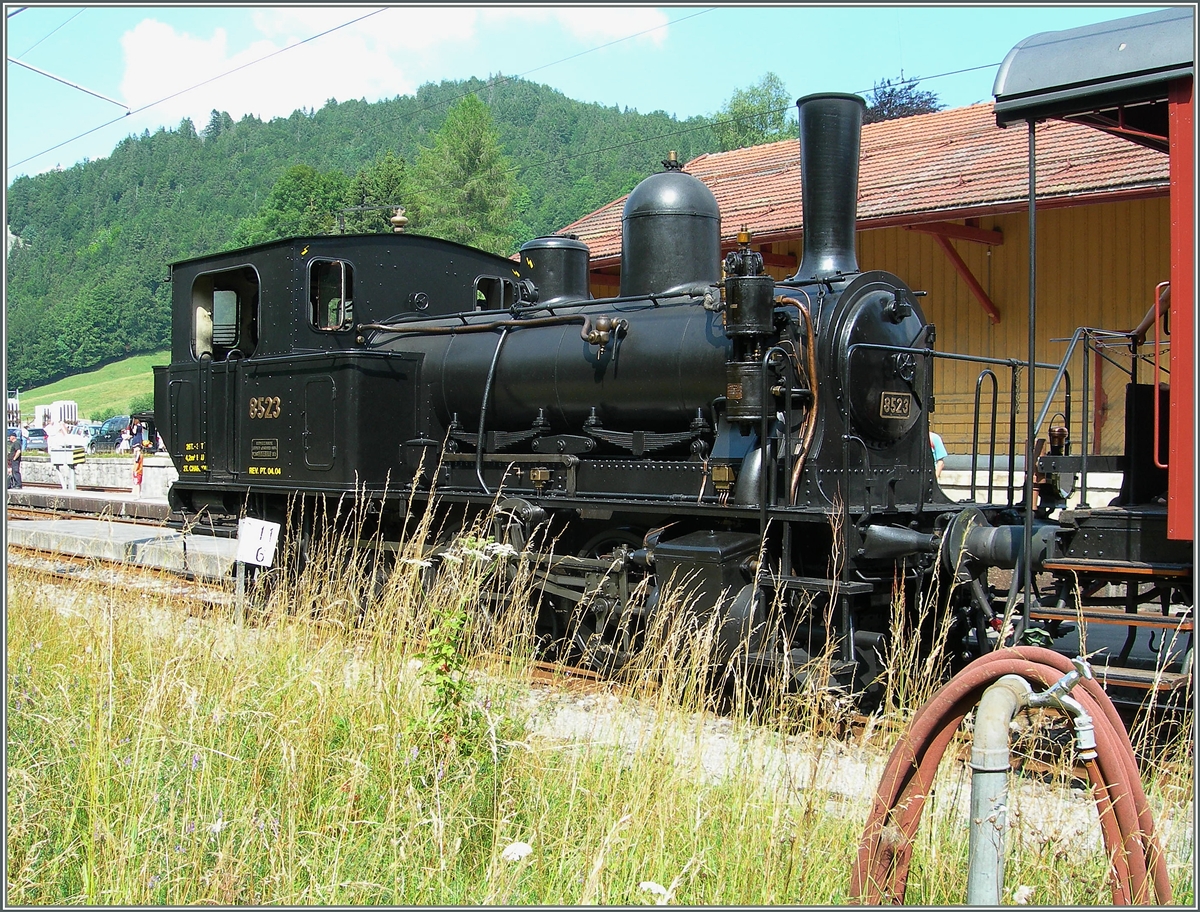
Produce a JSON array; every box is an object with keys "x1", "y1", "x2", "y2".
[
  {"x1": 8, "y1": 432, "x2": 22, "y2": 489},
  {"x1": 131, "y1": 443, "x2": 145, "y2": 498},
  {"x1": 929, "y1": 429, "x2": 948, "y2": 480}
]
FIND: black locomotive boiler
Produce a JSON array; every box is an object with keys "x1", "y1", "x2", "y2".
[{"x1": 153, "y1": 94, "x2": 1128, "y2": 695}]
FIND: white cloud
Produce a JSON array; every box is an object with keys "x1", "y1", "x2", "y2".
[
  {"x1": 116, "y1": 6, "x2": 674, "y2": 131},
  {"x1": 118, "y1": 13, "x2": 420, "y2": 127}
]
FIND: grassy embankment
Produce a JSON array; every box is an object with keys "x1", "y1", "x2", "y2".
[
  {"x1": 5, "y1": 505, "x2": 1194, "y2": 905},
  {"x1": 10, "y1": 351, "x2": 167, "y2": 423}
]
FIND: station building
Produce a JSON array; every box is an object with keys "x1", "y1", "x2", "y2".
[{"x1": 558, "y1": 100, "x2": 1170, "y2": 458}]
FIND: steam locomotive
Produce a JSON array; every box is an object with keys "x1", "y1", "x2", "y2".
[{"x1": 154, "y1": 93, "x2": 1191, "y2": 698}]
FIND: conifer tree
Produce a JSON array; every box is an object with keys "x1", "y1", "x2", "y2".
[
  {"x1": 232, "y1": 164, "x2": 349, "y2": 246},
  {"x1": 411, "y1": 95, "x2": 517, "y2": 255},
  {"x1": 340, "y1": 151, "x2": 412, "y2": 234}
]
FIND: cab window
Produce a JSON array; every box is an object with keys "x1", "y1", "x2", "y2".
[
  {"x1": 310, "y1": 259, "x2": 354, "y2": 330},
  {"x1": 474, "y1": 275, "x2": 518, "y2": 311},
  {"x1": 192, "y1": 266, "x2": 260, "y2": 360}
]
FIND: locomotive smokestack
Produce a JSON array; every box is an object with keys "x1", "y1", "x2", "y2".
[{"x1": 791, "y1": 93, "x2": 866, "y2": 282}]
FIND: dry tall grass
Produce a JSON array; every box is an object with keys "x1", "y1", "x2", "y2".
[{"x1": 5, "y1": 502, "x2": 1193, "y2": 905}]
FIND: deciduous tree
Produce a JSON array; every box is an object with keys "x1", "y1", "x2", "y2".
[
  {"x1": 863, "y1": 75, "x2": 944, "y2": 124},
  {"x1": 712, "y1": 72, "x2": 793, "y2": 151}
]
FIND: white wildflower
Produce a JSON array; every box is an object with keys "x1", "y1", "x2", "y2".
[
  {"x1": 1012, "y1": 885, "x2": 1035, "y2": 905},
  {"x1": 639, "y1": 880, "x2": 670, "y2": 903},
  {"x1": 486, "y1": 541, "x2": 518, "y2": 558},
  {"x1": 208, "y1": 816, "x2": 226, "y2": 835},
  {"x1": 401, "y1": 557, "x2": 434, "y2": 568},
  {"x1": 500, "y1": 840, "x2": 533, "y2": 862}
]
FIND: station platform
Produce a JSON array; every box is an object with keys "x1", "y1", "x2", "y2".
[
  {"x1": 6, "y1": 483, "x2": 172, "y2": 522},
  {"x1": 5, "y1": 486, "x2": 237, "y2": 581}
]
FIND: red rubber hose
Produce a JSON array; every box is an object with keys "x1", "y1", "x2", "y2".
[{"x1": 850, "y1": 646, "x2": 1171, "y2": 905}]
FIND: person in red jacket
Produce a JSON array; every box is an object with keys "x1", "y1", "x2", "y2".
[{"x1": 131, "y1": 443, "x2": 145, "y2": 498}]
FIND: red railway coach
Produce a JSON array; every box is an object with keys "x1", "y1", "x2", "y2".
[
  {"x1": 992, "y1": 7, "x2": 1194, "y2": 700},
  {"x1": 994, "y1": 5, "x2": 1194, "y2": 543}
]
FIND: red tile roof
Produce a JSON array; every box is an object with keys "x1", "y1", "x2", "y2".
[{"x1": 560, "y1": 102, "x2": 1169, "y2": 263}]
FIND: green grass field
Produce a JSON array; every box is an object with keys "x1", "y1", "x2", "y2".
[{"x1": 10, "y1": 352, "x2": 167, "y2": 423}]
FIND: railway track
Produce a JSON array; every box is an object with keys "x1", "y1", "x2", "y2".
[
  {"x1": 7, "y1": 503, "x2": 156, "y2": 523},
  {"x1": 7, "y1": 489, "x2": 239, "y2": 537},
  {"x1": 7, "y1": 535, "x2": 1187, "y2": 782},
  {"x1": 7, "y1": 499, "x2": 1191, "y2": 731},
  {"x1": 6, "y1": 543, "x2": 232, "y2": 606}
]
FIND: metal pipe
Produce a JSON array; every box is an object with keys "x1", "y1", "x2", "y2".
[
  {"x1": 967, "y1": 674, "x2": 1032, "y2": 905},
  {"x1": 1023, "y1": 119, "x2": 1037, "y2": 630},
  {"x1": 1152, "y1": 280, "x2": 1170, "y2": 469},
  {"x1": 475, "y1": 327, "x2": 511, "y2": 494},
  {"x1": 782, "y1": 297, "x2": 819, "y2": 502},
  {"x1": 1080, "y1": 331, "x2": 1091, "y2": 507},
  {"x1": 1008, "y1": 366, "x2": 1019, "y2": 507}
]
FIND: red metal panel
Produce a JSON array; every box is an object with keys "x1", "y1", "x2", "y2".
[{"x1": 1167, "y1": 77, "x2": 1194, "y2": 541}]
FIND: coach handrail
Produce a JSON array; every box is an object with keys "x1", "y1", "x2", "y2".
[
  {"x1": 971, "y1": 370, "x2": 999, "y2": 503},
  {"x1": 1152, "y1": 281, "x2": 1170, "y2": 469}
]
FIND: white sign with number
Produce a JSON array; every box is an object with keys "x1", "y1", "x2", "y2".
[{"x1": 236, "y1": 517, "x2": 281, "y2": 567}]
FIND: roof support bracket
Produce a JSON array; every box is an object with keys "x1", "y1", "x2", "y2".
[
  {"x1": 908, "y1": 221, "x2": 1004, "y2": 246},
  {"x1": 929, "y1": 233, "x2": 1002, "y2": 325}
]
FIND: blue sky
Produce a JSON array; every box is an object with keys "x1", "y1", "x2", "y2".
[{"x1": 4, "y1": 4, "x2": 1171, "y2": 185}]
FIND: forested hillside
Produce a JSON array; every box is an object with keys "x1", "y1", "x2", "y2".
[{"x1": 5, "y1": 76, "x2": 720, "y2": 389}]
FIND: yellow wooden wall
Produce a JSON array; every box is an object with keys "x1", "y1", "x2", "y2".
[{"x1": 760, "y1": 196, "x2": 1170, "y2": 457}]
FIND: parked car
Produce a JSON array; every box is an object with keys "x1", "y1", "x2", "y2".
[
  {"x1": 132, "y1": 410, "x2": 164, "y2": 452},
  {"x1": 62, "y1": 425, "x2": 96, "y2": 452},
  {"x1": 23, "y1": 428, "x2": 49, "y2": 451},
  {"x1": 89, "y1": 415, "x2": 131, "y2": 453}
]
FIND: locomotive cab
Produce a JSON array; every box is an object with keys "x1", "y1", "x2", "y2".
[{"x1": 156, "y1": 233, "x2": 530, "y2": 517}]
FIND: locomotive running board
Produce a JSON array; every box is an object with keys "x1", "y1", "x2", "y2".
[
  {"x1": 441, "y1": 452, "x2": 580, "y2": 496},
  {"x1": 1029, "y1": 604, "x2": 1193, "y2": 632},
  {"x1": 761, "y1": 575, "x2": 873, "y2": 596},
  {"x1": 1042, "y1": 557, "x2": 1192, "y2": 577}
]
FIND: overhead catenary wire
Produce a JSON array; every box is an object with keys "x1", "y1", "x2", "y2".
[
  {"x1": 14, "y1": 6, "x2": 81, "y2": 56},
  {"x1": 7, "y1": 7, "x2": 390, "y2": 172},
  {"x1": 6, "y1": 7, "x2": 714, "y2": 174},
  {"x1": 10, "y1": 5, "x2": 1000, "y2": 182},
  {"x1": 7, "y1": 57, "x2": 129, "y2": 110}
]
